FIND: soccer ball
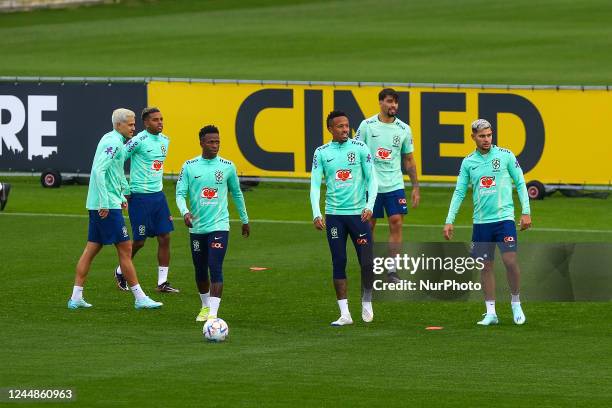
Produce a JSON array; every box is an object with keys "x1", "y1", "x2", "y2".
[{"x1": 203, "y1": 318, "x2": 229, "y2": 342}]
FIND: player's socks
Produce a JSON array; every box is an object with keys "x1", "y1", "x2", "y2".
[
  {"x1": 200, "y1": 291, "x2": 210, "y2": 307},
  {"x1": 361, "y1": 301, "x2": 374, "y2": 323},
  {"x1": 116, "y1": 266, "x2": 123, "y2": 275},
  {"x1": 71, "y1": 285, "x2": 84, "y2": 302},
  {"x1": 477, "y1": 300, "x2": 498, "y2": 325},
  {"x1": 130, "y1": 284, "x2": 147, "y2": 301},
  {"x1": 209, "y1": 296, "x2": 221, "y2": 318},
  {"x1": 158, "y1": 266, "x2": 169, "y2": 286},
  {"x1": 338, "y1": 298, "x2": 350, "y2": 316},
  {"x1": 511, "y1": 293, "x2": 520, "y2": 304},
  {"x1": 331, "y1": 299, "x2": 353, "y2": 326},
  {"x1": 485, "y1": 300, "x2": 496, "y2": 315}
]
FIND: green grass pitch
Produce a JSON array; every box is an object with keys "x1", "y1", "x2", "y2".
[
  {"x1": 1, "y1": 0, "x2": 612, "y2": 406},
  {"x1": 0, "y1": 178, "x2": 610, "y2": 407},
  {"x1": 1, "y1": 0, "x2": 612, "y2": 85}
]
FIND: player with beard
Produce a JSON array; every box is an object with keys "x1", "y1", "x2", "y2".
[{"x1": 355, "y1": 88, "x2": 419, "y2": 283}]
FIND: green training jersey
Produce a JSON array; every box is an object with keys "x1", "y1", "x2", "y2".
[
  {"x1": 175, "y1": 155, "x2": 249, "y2": 234},
  {"x1": 124, "y1": 130, "x2": 169, "y2": 194},
  {"x1": 310, "y1": 139, "x2": 378, "y2": 219},
  {"x1": 85, "y1": 129, "x2": 129, "y2": 210},
  {"x1": 355, "y1": 114, "x2": 414, "y2": 193},
  {"x1": 445, "y1": 145, "x2": 531, "y2": 225}
]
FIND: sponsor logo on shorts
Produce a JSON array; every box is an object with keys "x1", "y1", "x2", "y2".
[
  {"x1": 211, "y1": 242, "x2": 224, "y2": 249},
  {"x1": 479, "y1": 176, "x2": 496, "y2": 188},
  {"x1": 193, "y1": 240, "x2": 200, "y2": 252},
  {"x1": 138, "y1": 225, "x2": 146, "y2": 236},
  {"x1": 201, "y1": 187, "x2": 218, "y2": 199},
  {"x1": 376, "y1": 147, "x2": 392, "y2": 160},
  {"x1": 335, "y1": 169, "x2": 353, "y2": 182},
  {"x1": 356, "y1": 238, "x2": 368, "y2": 245},
  {"x1": 152, "y1": 160, "x2": 163, "y2": 171}
]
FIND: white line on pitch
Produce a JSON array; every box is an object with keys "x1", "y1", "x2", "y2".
[{"x1": 1, "y1": 212, "x2": 611, "y2": 234}]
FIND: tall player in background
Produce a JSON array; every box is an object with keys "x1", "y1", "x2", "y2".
[
  {"x1": 311, "y1": 111, "x2": 378, "y2": 326},
  {"x1": 444, "y1": 119, "x2": 531, "y2": 326},
  {"x1": 176, "y1": 125, "x2": 250, "y2": 322},
  {"x1": 114, "y1": 107, "x2": 178, "y2": 293},
  {"x1": 68, "y1": 108, "x2": 163, "y2": 310},
  {"x1": 356, "y1": 88, "x2": 419, "y2": 283}
]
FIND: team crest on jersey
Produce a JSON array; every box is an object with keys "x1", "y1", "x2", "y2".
[
  {"x1": 492, "y1": 158, "x2": 500, "y2": 170},
  {"x1": 335, "y1": 169, "x2": 353, "y2": 182},
  {"x1": 152, "y1": 160, "x2": 163, "y2": 171},
  {"x1": 193, "y1": 240, "x2": 200, "y2": 252},
  {"x1": 347, "y1": 152, "x2": 356, "y2": 165},
  {"x1": 479, "y1": 176, "x2": 496, "y2": 188},
  {"x1": 392, "y1": 135, "x2": 401, "y2": 147},
  {"x1": 201, "y1": 187, "x2": 219, "y2": 199},
  {"x1": 331, "y1": 227, "x2": 338, "y2": 239},
  {"x1": 161, "y1": 144, "x2": 167, "y2": 156},
  {"x1": 215, "y1": 170, "x2": 224, "y2": 183},
  {"x1": 376, "y1": 147, "x2": 392, "y2": 160}
]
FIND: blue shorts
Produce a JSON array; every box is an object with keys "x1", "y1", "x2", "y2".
[
  {"x1": 88, "y1": 209, "x2": 130, "y2": 245},
  {"x1": 325, "y1": 214, "x2": 374, "y2": 282},
  {"x1": 373, "y1": 189, "x2": 408, "y2": 219},
  {"x1": 190, "y1": 231, "x2": 229, "y2": 283},
  {"x1": 128, "y1": 191, "x2": 174, "y2": 241},
  {"x1": 471, "y1": 220, "x2": 518, "y2": 261}
]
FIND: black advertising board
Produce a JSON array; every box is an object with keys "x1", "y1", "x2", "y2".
[{"x1": 0, "y1": 81, "x2": 146, "y2": 172}]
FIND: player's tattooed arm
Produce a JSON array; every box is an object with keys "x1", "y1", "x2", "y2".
[{"x1": 403, "y1": 153, "x2": 420, "y2": 207}]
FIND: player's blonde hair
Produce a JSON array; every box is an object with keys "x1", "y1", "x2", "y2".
[
  {"x1": 471, "y1": 119, "x2": 492, "y2": 133},
  {"x1": 111, "y1": 108, "x2": 135, "y2": 126}
]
